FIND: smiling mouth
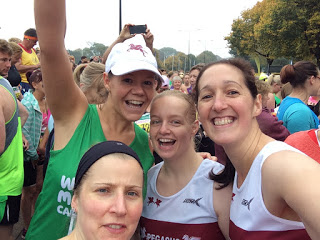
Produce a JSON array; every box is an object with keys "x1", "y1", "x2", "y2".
[
  {"x1": 159, "y1": 138, "x2": 176, "y2": 146},
  {"x1": 213, "y1": 117, "x2": 234, "y2": 126},
  {"x1": 107, "y1": 224, "x2": 123, "y2": 229},
  {"x1": 126, "y1": 100, "x2": 143, "y2": 108}
]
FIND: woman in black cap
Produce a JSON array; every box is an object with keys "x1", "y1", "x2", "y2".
[{"x1": 61, "y1": 141, "x2": 144, "y2": 240}]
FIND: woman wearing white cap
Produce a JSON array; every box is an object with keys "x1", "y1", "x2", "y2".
[{"x1": 27, "y1": 1, "x2": 161, "y2": 240}]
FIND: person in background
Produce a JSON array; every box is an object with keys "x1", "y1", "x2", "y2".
[
  {"x1": 61, "y1": 141, "x2": 144, "y2": 240},
  {"x1": 20, "y1": 69, "x2": 47, "y2": 239},
  {"x1": 16, "y1": 28, "x2": 41, "y2": 95},
  {"x1": 181, "y1": 73, "x2": 191, "y2": 93},
  {"x1": 266, "y1": 73, "x2": 283, "y2": 110},
  {"x1": 0, "y1": 39, "x2": 28, "y2": 240},
  {"x1": 78, "y1": 56, "x2": 88, "y2": 65},
  {"x1": 171, "y1": 76, "x2": 186, "y2": 93},
  {"x1": 7, "y1": 42, "x2": 23, "y2": 100},
  {"x1": 196, "y1": 58, "x2": 320, "y2": 239},
  {"x1": 189, "y1": 64, "x2": 204, "y2": 95},
  {"x1": 277, "y1": 61, "x2": 320, "y2": 133},
  {"x1": 141, "y1": 90, "x2": 231, "y2": 239},
  {"x1": 285, "y1": 128, "x2": 320, "y2": 163}
]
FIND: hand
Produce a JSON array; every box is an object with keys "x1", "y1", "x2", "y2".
[
  {"x1": 22, "y1": 134, "x2": 29, "y2": 150},
  {"x1": 118, "y1": 24, "x2": 134, "y2": 42},
  {"x1": 198, "y1": 152, "x2": 218, "y2": 162},
  {"x1": 143, "y1": 26, "x2": 154, "y2": 51}
]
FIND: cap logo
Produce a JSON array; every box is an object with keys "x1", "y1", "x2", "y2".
[{"x1": 127, "y1": 44, "x2": 147, "y2": 57}]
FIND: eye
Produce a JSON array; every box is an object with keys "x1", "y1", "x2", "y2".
[
  {"x1": 97, "y1": 188, "x2": 109, "y2": 193},
  {"x1": 150, "y1": 119, "x2": 160, "y2": 125},
  {"x1": 122, "y1": 78, "x2": 133, "y2": 84},
  {"x1": 127, "y1": 191, "x2": 139, "y2": 197},
  {"x1": 227, "y1": 90, "x2": 239, "y2": 95},
  {"x1": 171, "y1": 120, "x2": 181, "y2": 125},
  {"x1": 201, "y1": 94, "x2": 212, "y2": 100},
  {"x1": 143, "y1": 80, "x2": 153, "y2": 86}
]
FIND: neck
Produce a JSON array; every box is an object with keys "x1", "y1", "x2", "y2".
[
  {"x1": 21, "y1": 41, "x2": 31, "y2": 51},
  {"x1": 33, "y1": 90, "x2": 45, "y2": 101},
  {"x1": 161, "y1": 147, "x2": 203, "y2": 180},
  {"x1": 289, "y1": 88, "x2": 310, "y2": 104},
  {"x1": 223, "y1": 122, "x2": 272, "y2": 186}
]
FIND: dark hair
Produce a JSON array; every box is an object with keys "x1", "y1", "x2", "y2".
[
  {"x1": 280, "y1": 61, "x2": 319, "y2": 88},
  {"x1": 195, "y1": 58, "x2": 257, "y2": 188},
  {"x1": 81, "y1": 56, "x2": 87, "y2": 60},
  {"x1": 26, "y1": 69, "x2": 42, "y2": 90},
  {"x1": 195, "y1": 58, "x2": 258, "y2": 102},
  {"x1": 73, "y1": 141, "x2": 143, "y2": 195},
  {"x1": 190, "y1": 63, "x2": 205, "y2": 73},
  {"x1": 24, "y1": 28, "x2": 37, "y2": 38},
  {"x1": 0, "y1": 39, "x2": 13, "y2": 56}
]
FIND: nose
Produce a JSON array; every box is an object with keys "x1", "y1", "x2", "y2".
[
  {"x1": 132, "y1": 82, "x2": 144, "y2": 95},
  {"x1": 159, "y1": 122, "x2": 170, "y2": 135},
  {"x1": 212, "y1": 95, "x2": 227, "y2": 112},
  {"x1": 5, "y1": 59, "x2": 11, "y2": 68},
  {"x1": 110, "y1": 193, "x2": 127, "y2": 216}
]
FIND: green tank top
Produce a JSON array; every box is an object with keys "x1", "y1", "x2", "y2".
[
  {"x1": 26, "y1": 105, "x2": 154, "y2": 240},
  {"x1": 0, "y1": 76, "x2": 24, "y2": 196}
]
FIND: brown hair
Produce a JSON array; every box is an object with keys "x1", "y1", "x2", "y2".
[
  {"x1": 26, "y1": 69, "x2": 42, "y2": 90},
  {"x1": 8, "y1": 42, "x2": 22, "y2": 55},
  {"x1": 280, "y1": 61, "x2": 319, "y2": 88},
  {"x1": 195, "y1": 58, "x2": 257, "y2": 102},
  {"x1": 0, "y1": 39, "x2": 13, "y2": 56}
]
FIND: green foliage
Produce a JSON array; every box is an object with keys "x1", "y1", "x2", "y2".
[{"x1": 226, "y1": 0, "x2": 320, "y2": 69}]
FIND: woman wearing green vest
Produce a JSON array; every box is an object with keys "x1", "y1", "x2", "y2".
[{"x1": 27, "y1": 1, "x2": 161, "y2": 239}]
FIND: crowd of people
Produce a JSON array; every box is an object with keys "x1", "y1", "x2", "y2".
[{"x1": 1, "y1": 0, "x2": 320, "y2": 239}]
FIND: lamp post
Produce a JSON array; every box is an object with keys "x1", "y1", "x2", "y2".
[
  {"x1": 178, "y1": 28, "x2": 202, "y2": 71},
  {"x1": 119, "y1": 0, "x2": 122, "y2": 34}
]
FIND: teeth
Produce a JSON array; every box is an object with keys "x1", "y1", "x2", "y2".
[
  {"x1": 159, "y1": 139, "x2": 174, "y2": 143},
  {"x1": 108, "y1": 225, "x2": 122, "y2": 229},
  {"x1": 128, "y1": 100, "x2": 143, "y2": 105},
  {"x1": 214, "y1": 118, "x2": 233, "y2": 126}
]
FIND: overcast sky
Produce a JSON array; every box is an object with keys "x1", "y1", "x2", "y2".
[{"x1": 1, "y1": 0, "x2": 259, "y2": 58}]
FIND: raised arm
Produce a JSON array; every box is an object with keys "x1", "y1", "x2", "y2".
[{"x1": 34, "y1": 0, "x2": 88, "y2": 148}]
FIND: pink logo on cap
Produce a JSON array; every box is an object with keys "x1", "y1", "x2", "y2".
[{"x1": 127, "y1": 44, "x2": 147, "y2": 57}]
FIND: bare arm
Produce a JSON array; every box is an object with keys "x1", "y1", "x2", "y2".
[
  {"x1": 17, "y1": 100, "x2": 29, "y2": 127},
  {"x1": 16, "y1": 62, "x2": 40, "y2": 73},
  {"x1": 213, "y1": 182, "x2": 232, "y2": 239},
  {"x1": 263, "y1": 151, "x2": 320, "y2": 239},
  {"x1": 34, "y1": 0, "x2": 88, "y2": 149}
]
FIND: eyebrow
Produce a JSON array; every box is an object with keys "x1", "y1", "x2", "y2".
[
  {"x1": 200, "y1": 80, "x2": 243, "y2": 91},
  {"x1": 93, "y1": 183, "x2": 142, "y2": 189}
]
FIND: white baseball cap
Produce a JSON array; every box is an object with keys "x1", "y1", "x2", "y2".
[{"x1": 105, "y1": 35, "x2": 161, "y2": 80}]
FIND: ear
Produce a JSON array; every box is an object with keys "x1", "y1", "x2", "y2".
[
  {"x1": 71, "y1": 193, "x2": 78, "y2": 213},
  {"x1": 191, "y1": 119, "x2": 200, "y2": 136},
  {"x1": 253, "y1": 94, "x2": 262, "y2": 117},
  {"x1": 103, "y1": 72, "x2": 110, "y2": 91}
]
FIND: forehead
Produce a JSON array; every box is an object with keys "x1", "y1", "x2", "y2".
[
  {"x1": 199, "y1": 64, "x2": 245, "y2": 87},
  {"x1": 151, "y1": 96, "x2": 188, "y2": 114},
  {"x1": 0, "y1": 52, "x2": 11, "y2": 58},
  {"x1": 85, "y1": 155, "x2": 143, "y2": 182}
]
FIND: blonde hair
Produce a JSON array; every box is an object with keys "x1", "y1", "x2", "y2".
[
  {"x1": 267, "y1": 74, "x2": 281, "y2": 85},
  {"x1": 8, "y1": 37, "x2": 22, "y2": 44},
  {"x1": 151, "y1": 90, "x2": 196, "y2": 124},
  {"x1": 80, "y1": 62, "x2": 107, "y2": 104},
  {"x1": 8, "y1": 42, "x2": 22, "y2": 55},
  {"x1": 255, "y1": 79, "x2": 271, "y2": 97},
  {"x1": 73, "y1": 64, "x2": 88, "y2": 86}
]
